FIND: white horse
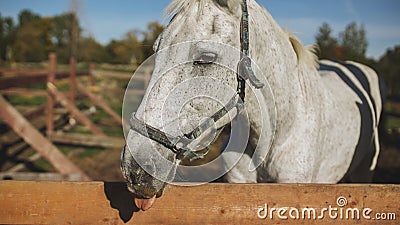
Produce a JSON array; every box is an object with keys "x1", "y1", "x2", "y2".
[{"x1": 121, "y1": 0, "x2": 383, "y2": 211}]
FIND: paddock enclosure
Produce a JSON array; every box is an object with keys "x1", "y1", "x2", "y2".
[
  {"x1": 0, "y1": 57, "x2": 399, "y2": 224},
  {"x1": 0, "y1": 53, "x2": 151, "y2": 181},
  {"x1": 0, "y1": 181, "x2": 398, "y2": 224},
  {"x1": 0, "y1": 55, "x2": 399, "y2": 225}
]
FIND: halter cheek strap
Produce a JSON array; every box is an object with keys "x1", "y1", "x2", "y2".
[
  {"x1": 130, "y1": 94, "x2": 241, "y2": 161},
  {"x1": 129, "y1": 0, "x2": 264, "y2": 161},
  {"x1": 237, "y1": 0, "x2": 265, "y2": 102}
]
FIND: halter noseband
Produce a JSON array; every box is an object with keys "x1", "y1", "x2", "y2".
[{"x1": 129, "y1": 0, "x2": 264, "y2": 161}]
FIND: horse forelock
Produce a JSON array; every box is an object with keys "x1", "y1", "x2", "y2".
[{"x1": 165, "y1": 0, "x2": 242, "y2": 19}]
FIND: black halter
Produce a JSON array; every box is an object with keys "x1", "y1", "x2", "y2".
[{"x1": 129, "y1": 0, "x2": 264, "y2": 161}]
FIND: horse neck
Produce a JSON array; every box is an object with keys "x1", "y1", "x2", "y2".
[
  {"x1": 249, "y1": 2, "x2": 301, "y2": 96},
  {"x1": 248, "y1": 2, "x2": 321, "y2": 137}
]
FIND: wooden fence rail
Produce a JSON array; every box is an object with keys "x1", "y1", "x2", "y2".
[
  {"x1": 0, "y1": 71, "x2": 90, "y2": 89},
  {"x1": 47, "y1": 82, "x2": 106, "y2": 136},
  {"x1": 48, "y1": 132, "x2": 125, "y2": 148},
  {"x1": 0, "y1": 96, "x2": 91, "y2": 181},
  {"x1": 0, "y1": 181, "x2": 398, "y2": 224}
]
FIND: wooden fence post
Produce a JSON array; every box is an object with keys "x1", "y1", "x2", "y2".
[
  {"x1": 69, "y1": 57, "x2": 76, "y2": 105},
  {"x1": 89, "y1": 63, "x2": 95, "y2": 87},
  {"x1": 46, "y1": 53, "x2": 56, "y2": 135}
]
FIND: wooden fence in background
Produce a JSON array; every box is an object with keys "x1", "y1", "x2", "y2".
[{"x1": 0, "y1": 53, "x2": 126, "y2": 181}]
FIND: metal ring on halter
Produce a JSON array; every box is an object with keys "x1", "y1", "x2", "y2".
[{"x1": 238, "y1": 56, "x2": 265, "y2": 89}]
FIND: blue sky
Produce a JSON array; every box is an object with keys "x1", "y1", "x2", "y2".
[{"x1": 1, "y1": 0, "x2": 399, "y2": 59}]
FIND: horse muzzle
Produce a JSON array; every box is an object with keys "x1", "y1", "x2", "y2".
[{"x1": 130, "y1": 184, "x2": 165, "y2": 211}]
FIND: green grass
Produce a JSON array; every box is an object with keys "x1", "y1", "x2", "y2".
[
  {"x1": 23, "y1": 83, "x2": 47, "y2": 90},
  {"x1": 6, "y1": 95, "x2": 47, "y2": 106},
  {"x1": 75, "y1": 99, "x2": 92, "y2": 110},
  {"x1": 89, "y1": 108, "x2": 108, "y2": 122},
  {"x1": 103, "y1": 126, "x2": 123, "y2": 137},
  {"x1": 88, "y1": 108, "x2": 124, "y2": 136},
  {"x1": 58, "y1": 145, "x2": 77, "y2": 156},
  {"x1": 70, "y1": 125, "x2": 92, "y2": 135},
  {"x1": 59, "y1": 145, "x2": 103, "y2": 159},
  {"x1": 57, "y1": 82, "x2": 70, "y2": 92},
  {"x1": 97, "y1": 63, "x2": 137, "y2": 73},
  {"x1": 386, "y1": 116, "x2": 400, "y2": 130},
  {"x1": 76, "y1": 62, "x2": 91, "y2": 71},
  {"x1": 78, "y1": 148, "x2": 103, "y2": 158},
  {"x1": 35, "y1": 159, "x2": 54, "y2": 171},
  {"x1": 111, "y1": 104, "x2": 123, "y2": 116}
]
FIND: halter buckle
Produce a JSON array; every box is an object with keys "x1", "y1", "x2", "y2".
[{"x1": 238, "y1": 56, "x2": 265, "y2": 89}]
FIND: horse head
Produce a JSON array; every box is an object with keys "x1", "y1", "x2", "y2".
[{"x1": 121, "y1": 0, "x2": 247, "y2": 211}]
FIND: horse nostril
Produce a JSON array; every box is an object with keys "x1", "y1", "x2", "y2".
[
  {"x1": 132, "y1": 183, "x2": 158, "y2": 198},
  {"x1": 129, "y1": 172, "x2": 137, "y2": 181}
]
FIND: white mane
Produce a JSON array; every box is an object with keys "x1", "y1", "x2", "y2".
[{"x1": 288, "y1": 33, "x2": 319, "y2": 69}]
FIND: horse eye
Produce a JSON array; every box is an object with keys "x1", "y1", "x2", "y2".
[{"x1": 194, "y1": 52, "x2": 218, "y2": 65}]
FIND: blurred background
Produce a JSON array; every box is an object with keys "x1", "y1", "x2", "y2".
[{"x1": 0, "y1": 0, "x2": 399, "y2": 183}]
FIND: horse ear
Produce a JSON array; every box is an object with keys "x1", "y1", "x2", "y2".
[
  {"x1": 215, "y1": 0, "x2": 241, "y2": 15},
  {"x1": 215, "y1": 0, "x2": 229, "y2": 8},
  {"x1": 153, "y1": 33, "x2": 162, "y2": 52}
]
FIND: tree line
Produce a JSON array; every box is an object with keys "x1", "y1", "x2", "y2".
[
  {"x1": 0, "y1": 9, "x2": 163, "y2": 65},
  {"x1": 0, "y1": 10, "x2": 399, "y2": 95},
  {"x1": 316, "y1": 22, "x2": 400, "y2": 95}
]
